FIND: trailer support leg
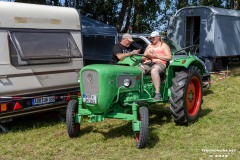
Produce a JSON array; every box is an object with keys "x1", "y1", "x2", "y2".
[
  {"x1": 0, "y1": 124, "x2": 8, "y2": 133},
  {"x1": 57, "y1": 113, "x2": 65, "y2": 122}
]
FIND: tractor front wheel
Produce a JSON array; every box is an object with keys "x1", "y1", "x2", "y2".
[
  {"x1": 66, "y1": 100, "x2": 80, "y2": 137},
  {"x1": 135, "y1": 106, "x2": 149, "y2": 149},
  {"x1": 170, "y1": 67, "x2": 203, "y2": 125}
]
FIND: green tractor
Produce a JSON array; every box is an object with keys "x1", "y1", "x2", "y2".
[{"x1": 66, "y1": 46, "x2": 210, "y2": 148}]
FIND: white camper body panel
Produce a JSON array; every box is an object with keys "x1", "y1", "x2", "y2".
[
  {"x1": 0, "y1": 2, "x2": 83, "y2": 121},
  {"x1": 0, "y1": 2, "x2": 83, "y2": 96},
  {"x1": 0, "y1": 30, "x2": 82, "y2": 96},
  {"x1": 0, "y1": 1, "x2": 81, "y2": 30}
]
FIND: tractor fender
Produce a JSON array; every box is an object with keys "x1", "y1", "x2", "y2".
[
  {"x1": 166, "y1": 56, "x2": 207, "y2": 89},
  {"x1": 169, "y1": 56, "x2": 207, "y2": 74}
]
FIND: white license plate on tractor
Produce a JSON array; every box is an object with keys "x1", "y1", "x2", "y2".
[{"x1": 83, "y1": 94, "x2": 97, "y2": 104}]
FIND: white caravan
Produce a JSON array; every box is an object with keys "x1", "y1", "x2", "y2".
[{"x1": 0, "y1": 2, "x2": 83, "y2": 125}]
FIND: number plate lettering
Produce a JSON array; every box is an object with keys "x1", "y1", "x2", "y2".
[
  {"x1": 83, "y1": 94, "x2": 97, "y2": 104},
  {"x1": 33, "y1": 96, "x2": 56, "y2": 105}
]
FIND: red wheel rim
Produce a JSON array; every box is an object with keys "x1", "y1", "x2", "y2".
[
  {"x1": 136, "y1": 133, "x2": 140, "y2": 142},
  {"x1": 74, "y1": 124, "x2": 80, "y2": 130},
  {"x1": 186, "y1": 76, "x2": 202, "y2": 116}
]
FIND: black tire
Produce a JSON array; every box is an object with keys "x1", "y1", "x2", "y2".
[
  {"x1": 66, "y1": 100, "x2": 80, "y2": 138},
  {"x1": 135, "y1": 106, "x2": 149, "y2": 149},
  {"x1": 170, "y1": 66, "x2": 203, "y2": 125}
]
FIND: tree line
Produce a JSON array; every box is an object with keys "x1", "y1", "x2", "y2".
[{"x1": 10, "y1": 0, "x2": 240, "y2": 33}]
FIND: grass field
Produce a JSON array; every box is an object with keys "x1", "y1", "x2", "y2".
[{"x1": 0, "y1": 64, "x2": 239, "y2": 160}]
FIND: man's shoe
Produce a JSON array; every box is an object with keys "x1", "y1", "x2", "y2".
[{"x1": 154, "y1": 93, "x2": 161, "y2": 101}]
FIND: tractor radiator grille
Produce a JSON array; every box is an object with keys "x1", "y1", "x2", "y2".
[{"x1": 82, "y1": 70, "x2": 99, "y2": 95}]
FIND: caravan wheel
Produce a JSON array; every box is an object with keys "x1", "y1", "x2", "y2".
[{"x1": 66, "y1": 100, "x2": 80, "y2": 137}]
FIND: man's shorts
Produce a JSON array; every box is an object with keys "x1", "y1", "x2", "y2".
[{"x1": 141, "y1": 62, "x2": 166, "y2": 74}]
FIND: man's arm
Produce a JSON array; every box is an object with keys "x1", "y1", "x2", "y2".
[{"x1": 116, "y1": 49, "x2": 139, "y2": 60}]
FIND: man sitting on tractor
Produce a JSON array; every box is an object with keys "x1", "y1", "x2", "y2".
[
  {"x1": 112, "y1": 33, "x2": 140, "y2": 63},
  {"x1": 141, "y1": 31, "x2": 172, "y2": 100}
]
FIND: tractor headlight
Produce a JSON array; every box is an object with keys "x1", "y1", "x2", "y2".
[{"x1": 123, "y1": 78, "x2": 131, "y2": 87}]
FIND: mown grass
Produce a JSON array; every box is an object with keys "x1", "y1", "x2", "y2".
[{"x1": 0, "y1": 64, "x2": 239, "y2": 160}]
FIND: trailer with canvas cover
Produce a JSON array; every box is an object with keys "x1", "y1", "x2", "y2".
[
  {"x1": 168, "y1": 6, "x2": 240, "y2": 71},
  {"x1": 81, "y1": 15, "x2": 117, "y2": 65},
  {"x1": 0, "y1": 2, "x2": 83, "y2": 127}
]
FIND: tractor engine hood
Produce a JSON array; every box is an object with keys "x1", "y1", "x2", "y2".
[{"x1": 79, "y1": 64, "x2": 142, "y2": 114}]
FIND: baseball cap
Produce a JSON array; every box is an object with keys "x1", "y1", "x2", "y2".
[
  {"x1": 149, "y1": 31, "x2": 160, "y2": 38},
  {"x1": 122, "y1": 33, "x2": 133, "y2": 42}
]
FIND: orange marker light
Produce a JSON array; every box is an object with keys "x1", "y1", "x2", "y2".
[{"x1": 1, "y1": 103, "x2": 7, "y2": 112}]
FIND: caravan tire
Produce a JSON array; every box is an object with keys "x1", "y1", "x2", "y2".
[{"x1": 66, "y1": 100, "x2": 80, "y2": 138}]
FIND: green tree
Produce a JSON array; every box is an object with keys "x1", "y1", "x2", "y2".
[
  {"x1": 228, "y1": 0, "x2": 240, "y2": 9},
  {"x1": 199, "y1": 0, "x2": 223, "y2": 7},
  {"x1": 15, "y1": 0, "x2": 47, "y2": 4},
  {"x1": 119, "y1": 0, "x2": 165, "y2": 33},
  {"x1": 78, "y1": 0, "x2": 119, "y2": 28},
  {"x1": 12, "y1": 0, "x2": 240, "y2": 33},
  {"x1": 78, "y1": 0, "x2": 165, "y2": 33},
  {"x1": 176, "y1": 0, "x2": 188, "y2": 9},
  {"x1": 15, "y1": 0, "x2": 61, "y2": 5}
]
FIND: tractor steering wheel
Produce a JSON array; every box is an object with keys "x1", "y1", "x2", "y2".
[{"x1": 130, "y1": 54, "x2": 153, "y2": 64}]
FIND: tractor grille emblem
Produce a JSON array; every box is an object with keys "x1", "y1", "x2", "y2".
[{"x1": 87, "y1": 73, "x2": 93, "y2": 82}]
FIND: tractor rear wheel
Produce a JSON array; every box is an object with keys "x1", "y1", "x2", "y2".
[
  {"x1": 170, "y1": 66, "x2": 203, "y2": 125},
  {"x1": 135, "y1": 106, "x2": 149, "y2": 149},
  {"x1": 66, "y1": 100, "x2": 80, "y2": 137}
]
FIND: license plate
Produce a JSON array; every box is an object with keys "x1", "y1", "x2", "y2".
[
  {"x1": 33, "y1": 96, "x2": 55, "y2": 105},
  {"x1": 83, "y1": 94, "x2": 97, "y2": 104}
]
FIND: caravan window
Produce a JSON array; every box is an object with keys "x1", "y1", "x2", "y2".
[{"x1": 9, "y1": 30, "x2": 82, "y2": 66}]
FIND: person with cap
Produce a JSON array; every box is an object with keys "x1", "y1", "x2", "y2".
[
  {"x1": 141, "y1": 31, "x2": 172, "y2": 100},
  {"x1": 112, "y1": 33, "x2": 140, "y2": 64}
]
